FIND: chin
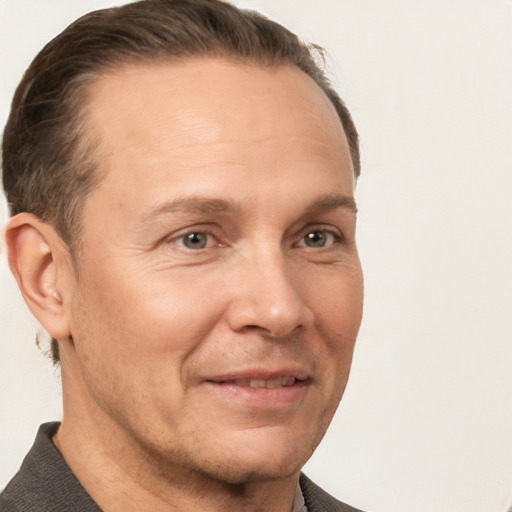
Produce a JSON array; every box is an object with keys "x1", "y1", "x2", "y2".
[
  {"x1": 187, "y1": 433, "x2": 319, "y2": 486},
  {"x1": 198, "y1": 454, "x2": 304, "y2": 486}
]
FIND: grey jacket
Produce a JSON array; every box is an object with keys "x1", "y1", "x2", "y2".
[{"x1": 0, "y1": 423, "x2": 364, "y2": 512}]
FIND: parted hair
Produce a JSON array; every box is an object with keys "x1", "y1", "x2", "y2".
[{"x1": 2, "y1": 0, "x2": 360, "y2": 363}]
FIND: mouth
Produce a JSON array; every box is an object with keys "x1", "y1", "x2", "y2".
[
  {"x1": 203, "y1": 370, "x2": 310, "y2": 409},
  {"x1": 214, "y1": 376, "x2": 298, "y2": 389}
]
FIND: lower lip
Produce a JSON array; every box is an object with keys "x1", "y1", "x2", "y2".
[{"x1": 203, "y1": 380, "x2": 309, "y2": 409}]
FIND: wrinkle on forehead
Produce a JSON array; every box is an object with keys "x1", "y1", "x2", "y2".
[{"x1": 85, "y1": 57, "x2": 348, "y2": 151}]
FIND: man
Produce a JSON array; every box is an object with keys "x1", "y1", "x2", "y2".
[{"x1": 0, "y1": 0, "x2": 364, "y2": 510}]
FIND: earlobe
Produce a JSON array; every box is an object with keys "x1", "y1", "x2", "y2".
[{"x1": 5, "y1": 213, "x2": 73, "y2": 340}]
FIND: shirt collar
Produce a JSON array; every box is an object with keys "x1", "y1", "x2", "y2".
[{"x1": 292, "y1": 481, "x2": 308, "y2": 512}]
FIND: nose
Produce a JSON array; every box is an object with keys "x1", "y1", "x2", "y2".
[{"x1": 225, "y1": 248, "x2": 314, "y2": 338}]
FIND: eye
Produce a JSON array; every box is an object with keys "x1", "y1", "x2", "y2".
[
  {"x1": 299, "y1": 230, "x2": 339, "y2": 248},
  {"x1": 177, "y1": 232, "x2": 211, "y2": 250}
]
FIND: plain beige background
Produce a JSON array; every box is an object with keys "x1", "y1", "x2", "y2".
[{"x1": 1, "y1": 1, "x2": 511, "y2": 511}]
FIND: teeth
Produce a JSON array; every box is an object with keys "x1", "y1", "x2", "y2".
[
  {"x1": 264, "y1": 378, "x2": 281, "y2": 389},
  {"x1": 221, "y1": 377, "x2": 298, "y2": 388},
  {"x1": 244, "y1": 377, "x2": 296, "y2": 388},
  {"x1": 250, "y1": 379, "x2": 267, "y2": 388}
]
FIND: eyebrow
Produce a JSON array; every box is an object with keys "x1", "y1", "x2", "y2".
[
  {"x1": 142, "y1": 197, "x2": 241, "y2": 222},
  {"x1": 142, "y1": 193, "x2": 357, "y2": 223},
  {"x1": 303, "y1": 194, "x2": 358, "y2": 216}
]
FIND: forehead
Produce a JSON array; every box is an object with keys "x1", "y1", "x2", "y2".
[
  {"x1": 86, "y1": 58, "x2": 350, "y2": 163},
  {"x1": 81, "y1": 58, "x2": 354, "y2": 216}
]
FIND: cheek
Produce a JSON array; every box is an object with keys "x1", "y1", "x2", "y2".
[
  {"x1": 75, "y1": 262, "x2": 228, "y2": 356},
  {"x1": 68, "y1": 267, "x2": 230, "y2": 423},
  {"x1": 309, "y1": 266, "x2": 363, "y2": 395},
  {"x1": 131, "y1": 271, "x2": 230, "y2": 355},
  {"x1": 310, "y1": 266, "x2": 364, "y2": 339}
]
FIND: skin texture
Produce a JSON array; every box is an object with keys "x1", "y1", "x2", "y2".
[{"x1": 7, "y1": 58, "x2": 363, "y2": 511}]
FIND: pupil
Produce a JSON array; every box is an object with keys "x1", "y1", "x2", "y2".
[
  {"x1": 184, "y1": 233, "x2": 207, "y2": 249},
  {"x1": 306, "y1": 231, "x2": 326, "y2": 247}
]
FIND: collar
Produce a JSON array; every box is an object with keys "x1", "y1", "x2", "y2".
[{"x1": 292, "y1": 480, "x2": 308, "y2": 512}]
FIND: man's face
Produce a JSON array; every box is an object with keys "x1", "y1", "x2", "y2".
[{"x1": 64, "y1": 59, "x2": 363, "y2": 484}]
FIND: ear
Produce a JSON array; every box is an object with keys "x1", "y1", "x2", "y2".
[{"x1": 5, "y1": 213, "x2": 74, "y2": 340}]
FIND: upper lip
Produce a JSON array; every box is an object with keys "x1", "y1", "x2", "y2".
[{"x1": 204, "y1": 366, "x2": 311, "y2": 383}]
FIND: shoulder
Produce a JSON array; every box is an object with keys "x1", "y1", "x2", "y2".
[
  {"x1": 1, "y1": 422, "x2": 60, "y2": 512},
  {"x1": 0, "y1": 423, "x2": 101, "y2": 512},
  {"x1": 300, "y1": 473, "x2": 366, "y2": 512}
]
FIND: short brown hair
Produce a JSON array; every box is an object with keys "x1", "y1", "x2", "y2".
[{"x1": 2, "y1": 0, "x2": 360, "y2": 363}]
